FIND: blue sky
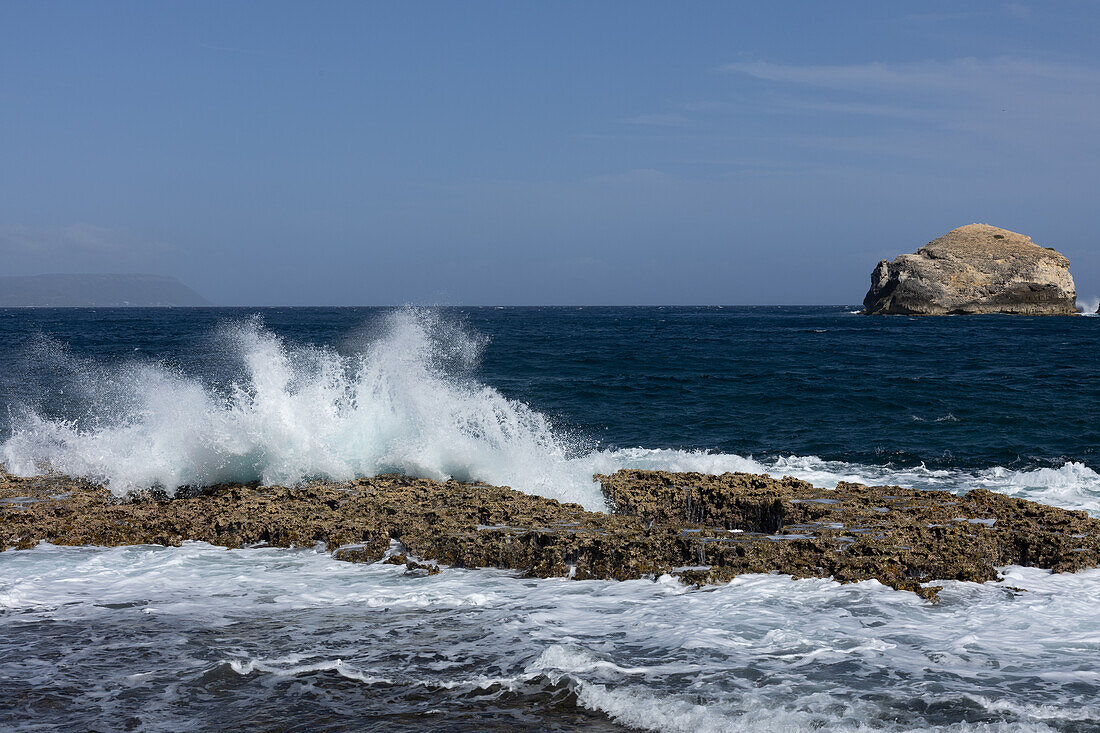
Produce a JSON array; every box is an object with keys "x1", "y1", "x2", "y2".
[{"x1": 2, "y1": 1, "x2": 1098, "y2": 305}]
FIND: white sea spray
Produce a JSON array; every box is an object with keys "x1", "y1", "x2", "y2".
[
  {"x1": 0, "y1": 310, "x2": 602, "y2": 508},
  {"x1": 2, "y1": 307, "x2": 1098, "y2": 515}
]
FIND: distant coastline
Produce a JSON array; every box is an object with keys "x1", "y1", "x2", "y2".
[{"x1": 0, "y1": 274, "x2": 210, "y2": 307}]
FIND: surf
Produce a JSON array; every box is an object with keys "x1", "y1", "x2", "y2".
[{"x1": 2, "y1": 308, "x2": 1098, "y2": 516}]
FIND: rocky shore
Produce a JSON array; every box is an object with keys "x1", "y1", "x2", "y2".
[{"x1": 3, "y1": 469, "x2": 1098, "y2": 601}]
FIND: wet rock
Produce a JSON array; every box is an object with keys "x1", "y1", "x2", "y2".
[
  {"x1": 3, "y1": 469, "x2": 1098, "y2": 602},
  {"x1": 381, "y1": 552, "x2": 442, "y2": 576},
  {"x1": 863, "y1": 224, "x2": 1077, "y2": 315}
]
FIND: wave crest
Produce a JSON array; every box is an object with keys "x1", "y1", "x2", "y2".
[
  {"x1": 3, "y1": 308, "x2": 1098, "y2": 516},
  {"x1": 1, "y1": 309, "x2": 603, "y2": 508}
]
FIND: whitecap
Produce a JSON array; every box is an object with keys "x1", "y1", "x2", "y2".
[{"x1": 2, "y1": 309, "x2": 1097, "y2": 517}]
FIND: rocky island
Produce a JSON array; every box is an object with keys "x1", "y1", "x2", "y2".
[
  {"x1": 3, "y1": 469, "x2": 1098, "y2": 602},
  {"x1": 863, "y1": 224, "x2": 1077, "y2": 315}
]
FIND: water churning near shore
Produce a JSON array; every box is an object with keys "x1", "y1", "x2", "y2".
[
  {"x1": 2, "y1": 307, "x2": 1099, "y2": 515},
  {"x1": 5, "y1": 542, "x2": 1100, "y2": 731},
  {"x1": 1, "y1": 309, "x2": 612, "y2": 508}
]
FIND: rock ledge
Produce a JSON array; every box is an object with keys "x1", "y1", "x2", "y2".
[{"x1": 4, "y1": 469, "x2": 1099, "y2": 601}]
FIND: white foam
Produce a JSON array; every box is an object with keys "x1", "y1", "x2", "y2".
[
  {"x1": 4, "y1": 542, "x2": 1090, "y2": 731},
  {"x1": 2, "y1": 309, "x2": 1098, "y2": 516},
  {"x1": 0, "y1": 310, "x2": 604, "y2": 509},
  {"x1": 228, "y1": 657, "x2": 393, "y2": 685},
  {"x1": 570, "y1": 681, "x2": 741, "y2": 733},
  {"x1": 744, "y1": 454, "x2": 1100, "y2": 516}
]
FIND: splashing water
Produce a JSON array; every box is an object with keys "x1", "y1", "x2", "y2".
[
  {"x1": 1, "y1": 310, "x2": 605, "y2": 507},
  {"x1": 3, "y1": 308, "x2": 1099, "y2": 515}
]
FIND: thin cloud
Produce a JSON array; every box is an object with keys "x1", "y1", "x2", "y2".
[
  {"x1": 0, "y1": 223, "x2": 127, "y2": 256},
  {"x1": 720, "y1": 56, "x2": 1100, "y2": 146},
  {"x1": 779, "y1": 99, "x2": 934, "y2": 119},
  {"x1": 619, "y1": 113, "x2": 692, "y2": 127},
  {"x1": 899, "y1": 11, "x2": 982, "y2": 22},
  {"x1": 702, "y1": 54, "x2": 1100, "y2": 175},
  {"x1": 899, "y1": 4, "x2": 1030, "y2": 23},
  {"x1": 722, "y1": 57, "x2": 1100, "y2": 93},
  {"x1": 0, "y1": 223, "x2": 176, "y2": 272},
  {"x1": 677, "y1": 100, "x2": 732, "y2": 112}
]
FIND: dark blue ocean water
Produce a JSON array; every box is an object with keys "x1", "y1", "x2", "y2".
[{"x1": 1, "y1": 306, "x2": 1096, "y2": 474}]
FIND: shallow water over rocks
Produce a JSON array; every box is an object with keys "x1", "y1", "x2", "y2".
[{"x1": 4, "y1": 542, "x2": 1100, "y2": 732}]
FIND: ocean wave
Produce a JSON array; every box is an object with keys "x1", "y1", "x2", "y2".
[
  {"x1": 757, "y1": 455, "x2": 1100, "y2": 516},
  {"x1": 227, "y1": 657, "x2": 393, "y2": 685},
  {"x1": 1, "y1": 308, "x2": 1098, "y2": 515},
  {"x1": 0, "y1": 309, "x2": 604, "y2": 508}
]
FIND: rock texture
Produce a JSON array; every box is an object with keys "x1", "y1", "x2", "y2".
[
  {"x1": 863, "y1": 224, "x2": 1077, "y2": 315},
  {"x1": 4, "y1": 469, "x2": 1099, "y2": 601}
]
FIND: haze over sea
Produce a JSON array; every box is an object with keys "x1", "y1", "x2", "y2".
[{"x1": 2, "y1": 306, "x2": 1099, "y2": 731}]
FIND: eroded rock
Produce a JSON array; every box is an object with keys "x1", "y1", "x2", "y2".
[
  {"x1": 2, "y1": 469, "x2": 1098, "y2": 601},
  {"x1": 863, "y1": 224, "x2": 1077, "y2": 315}
]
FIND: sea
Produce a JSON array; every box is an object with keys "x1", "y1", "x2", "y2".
[{"x1": 1, "y1": 305, "x2": 1099, "y2": 732}]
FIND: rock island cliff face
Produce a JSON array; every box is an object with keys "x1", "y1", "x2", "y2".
[{"x1": 863, "y1": 224, "x2": 1077, "y2": 315}]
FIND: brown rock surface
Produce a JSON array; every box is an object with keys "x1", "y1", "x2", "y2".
[
  {"x1": 3, "y1": 469, "x2": 1098, "y2": 601},
  {"x1": 863, "y1": 223, "x2": 1077, "y2": 315}
]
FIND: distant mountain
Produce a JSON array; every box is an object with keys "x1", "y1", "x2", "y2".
[{"x1": 0, "y1": 274, "x2": 211, "y2": 307}]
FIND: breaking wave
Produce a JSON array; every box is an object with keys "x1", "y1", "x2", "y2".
[
  {"x1": 2, "y1": 308, "x2": 1098, "y2": 514},
  {"x1": 1, "y1": 309, "x2": 608, "y2": 508}
]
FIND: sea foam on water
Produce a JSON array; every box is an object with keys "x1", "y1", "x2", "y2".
[
  {"x1": 3, "y1": 307, "x2": 1099, "y2": 516},
  {"x1": 4, "y1": 542, "x2": 1100, "y2": 731}
]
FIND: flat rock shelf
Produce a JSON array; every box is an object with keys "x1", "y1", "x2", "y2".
[{"x1": 3, "y1": 469, "x2": 1098, "y2": 601}]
